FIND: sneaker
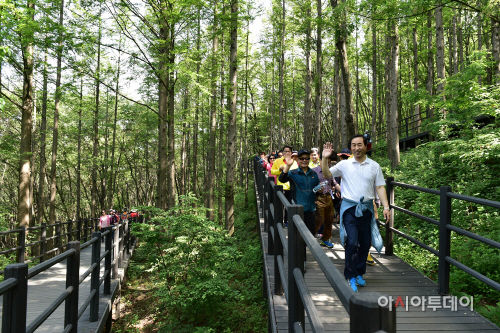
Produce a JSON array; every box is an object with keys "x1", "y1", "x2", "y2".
[
  {"x1": 366, "y1": 253, "x2": 376, "y2": 266},
  {"x1": 348, "y1": 277, "x2": 358, "y2": 292},
  {"x1": 316, "y1": 233, "x2": 323, "y2": 239},
  {"x1": 284, "y1": 222, "x2": 288, "y2": 228},
  {"x1": 356, "y1": 275, "x2": 366, "y2": 287},
  {"x1": 320, "y1": 240, "x2": 333, "y2": 248}
]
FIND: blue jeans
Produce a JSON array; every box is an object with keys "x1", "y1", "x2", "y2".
[{"x1": 343, "y1": 206, "x2": 372, "y2": 279}]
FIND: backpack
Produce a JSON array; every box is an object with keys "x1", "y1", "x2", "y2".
[{"x1": 120, "y1": 213, "x2": 129, "y2": 221}]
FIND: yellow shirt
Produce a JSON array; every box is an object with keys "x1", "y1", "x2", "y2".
[
  {"x1": 271, "y1": 157, "x2": 298, "y2": 190},
  {"x1": 309, "y1": 160, "x2": 320, "y2": 168}
]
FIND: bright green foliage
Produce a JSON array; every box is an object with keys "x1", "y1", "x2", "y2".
[
  {"x1": 373, "y1": 123, "x2": 500, "y2": 325},
  {"x1": 125, "y1": 189, "x2": 266, "y2": 332}
]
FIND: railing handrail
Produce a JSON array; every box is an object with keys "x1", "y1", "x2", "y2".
[
  {"x1": 384, "y1": 177, "x2": 500, "y2": 295},
  {"x1": 254, "y1": 160, "x2": 395, "y2": 333},
  {"x1": 0, "y1": 216, "x2": 139, "y2": 333}
]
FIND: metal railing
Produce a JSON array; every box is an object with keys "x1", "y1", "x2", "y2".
[
  {"x1": 0, "y1": 217, "x2": 139, "y2": 333},
  {"x1": 254, "y1": 160, "x2": 396, "y2": 333},
  {"x1": 383, "y1": 177, "x2": 500, "y2": 295},
  {"x1": 377, "y1": 110, "x2": 430, "y2": 141},
  {"x1": 0, "y1": 215, "x2": 145, "y2": 275}
]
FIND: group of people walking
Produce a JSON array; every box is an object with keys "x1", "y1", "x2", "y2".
[
  {"x1": 257, "y1": 134, "x2": 390, "y2": 293},
  {"x1": 99, "y1": 208, "x2": 138, "y2": 242}
]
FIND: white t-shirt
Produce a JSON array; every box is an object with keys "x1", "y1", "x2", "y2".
[{"x1": 329, "y1": 157, "x2": 386, "y2": 202}]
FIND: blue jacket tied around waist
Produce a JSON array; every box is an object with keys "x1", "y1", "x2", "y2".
[{"x1": 339, "y1": 196, "x2": 384, "y2": 253}]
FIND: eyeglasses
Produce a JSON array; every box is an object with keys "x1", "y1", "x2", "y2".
[
  {"x1": 298, "y1": 157, "x2": 310, "y2": 161},
  {"x1": 269, "y1": 157, "x2": 275, "y2": 160}
]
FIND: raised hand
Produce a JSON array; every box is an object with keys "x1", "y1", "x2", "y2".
[
  {"x1": 284, "y1": 155, "x2": 294, "y2": 166},
  {"x1": 322, "y1": 142, "x2": 333, "y2": 159}
]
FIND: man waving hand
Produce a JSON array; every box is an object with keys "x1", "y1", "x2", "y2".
[{"x1": 321, "y1": 136, "x2": 390, "y2": 292}]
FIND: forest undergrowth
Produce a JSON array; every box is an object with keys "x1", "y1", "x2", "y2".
[
  {"x1": 373, "y1": 124, "x2": 500, "y2": 326},
  {"x1": 112, "y1": 187, "x2": 266, "y2": 333}
]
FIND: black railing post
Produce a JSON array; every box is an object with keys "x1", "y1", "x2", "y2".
[
  {"x1": 125, "y1": 219, "x2": 130, "y2": 256},
  {"x1": 2, "y1": 263, "x2": 28, "y2": 333},
  {"x1": 84, "y1": 219, "x2": 88, "y2": 241},
  {"x1": 77, "y1": 219, "x2": 82, "y2": 241},
  {"x1": 267, "y1": 178, "x2": 274, "y2": 255},
  {"x1": 405, "y1": 117, "x2": 409, "y2": 138},
  {"x1": 65, "y1": 241, "x2": 81, "y2": 333},
  {"x1": 41, "y1": 223, "x2": 47, "y2": 263},
  {"x1": 68, "y1": 220, "x2": 73, "y2": 243},
  {"x1": 349, "y1": 292, "x2": 396, "y2": 333},
  {"x1": 438, "y1": 185, "x2": 452, "y2": 295},
  {"x1": 18, "y1": 226, "x2": 26, "y2": 263},
  {"x1": 385, "y1": 177, "x2": 395, "y2": 256},
  {"x1": 104, "y1": 227, "x2": 112, "y2": 295},
  {"x1": 113, "y1": 223, "x2": 119, "y2": 279},
  {"x1": 90, "y1": 232, "x2": 101, "y2": 322},
  {"x1": 288, "y1": 204, "x2": 305, "y2": 332},
  {"x1": 273, "y1": 183, "x2": 284, "y2": 295},
  {"x1": 56, "y1": 221, "x2": 62, "y2": 255},
  {"x1": 118, "y1": 222, "x2": 124, "y2": 268}
]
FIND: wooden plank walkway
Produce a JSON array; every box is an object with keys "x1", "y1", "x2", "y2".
[
  {"x1": 259, "y1": 207, "x2": 500, "y2": 332},
  {"x1": 0, "y1": 240, "x2": 135, "y2": 332}
]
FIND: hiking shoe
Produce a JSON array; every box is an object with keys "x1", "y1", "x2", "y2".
[
  {"x1": 348, "y1": 277, "x2": 358, "y2": 292},
  {"x1": 366, "y1": 253, "x2": 376, "y2": 266},
  {"x1": 356, "y1": 275, "x2": 366, "y2": 287},
  {"x1": 320, "y1": 240, "x2": 333, "y2": 248}
]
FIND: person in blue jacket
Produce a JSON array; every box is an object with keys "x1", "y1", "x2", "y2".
[{"x1": 279, "y1": 148, "x2": 320, "y2": 236}]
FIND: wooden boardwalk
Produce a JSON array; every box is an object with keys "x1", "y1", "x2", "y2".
[
  {"x1": 260, "y1": 216, "x2": 500, "y2": 332},
  {"x1": 0, "y1": 240, "x2": 134, "y2": 333}
]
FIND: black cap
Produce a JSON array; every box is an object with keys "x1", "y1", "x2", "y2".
[
  {"x1": 297, "y1": 149, "x2": 310, "y2": 157},
  {"x1": 337, "y1": 148, "x2": 351, "y2": 156}
]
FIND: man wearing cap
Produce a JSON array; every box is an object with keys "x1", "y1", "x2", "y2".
[
  {"x1": 279, "y1": 149, "x2": 320, "y2": 236},
  {"x1": 271, "y1": 145, "x2": 298, "y2": 226},
  {"x1": 321, "y1": 135, "x2": 390, "y2": 292}
]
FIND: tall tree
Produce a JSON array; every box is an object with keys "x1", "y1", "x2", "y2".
[
  {"x1": 49, "y1": 0, "x2": 65, "y2": 225},
  {"x1": 225, "y1": 0, "x2": 238, "y2": 235},
  {"x1": 18, "y1": 0, "x2": 36, "y2": 228}
]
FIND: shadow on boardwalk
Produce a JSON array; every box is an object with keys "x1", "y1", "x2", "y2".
[
  {"x1": 0, "y1": 240, "x2": 135, "y2": 333},
  {"x1": 260, "y1": 217, "x2": 500, "y2": 333}
]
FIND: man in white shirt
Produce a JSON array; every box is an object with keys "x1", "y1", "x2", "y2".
[{"x1": 321, "y1": 135, "x2": 390, "y2": 292}]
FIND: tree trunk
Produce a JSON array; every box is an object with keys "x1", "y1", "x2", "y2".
[
  {"x1": 77, "y1": 77, "x2": 82, "y2": 220},
  {"x1": 478, "y1": 11, "x2": 483, "y2": 85},
  {"x1": 413, "y1": 26, "x2": 421, "y2": 134},
  {"x1": 37, "y1": 51, "x2": 49, "y2": 227},
  {"x1": 452, "y1": 10, "x2": 458, "y2": 75},
  {"x1": 278, "y1": 0, "x2": 285, "y2": 148},
  {"x1": 333, "y1": 49, "x2": 340, "y2": 151},
  {"x1": 388, "y1": 21, "x2": 400, "y2": 168},
  {"x1": 330, "y1": 0, "x2": 356, "y2": 140},
  {"x1": 314, "y1": 0, "x2": 322, "y2": 148},
  {"x1": 18, "y1": 0, "x2": 35, "y2": 228},
  {"x1": 225, "y1": 0, "x2": 237, "y2": 235},
  {"x1": 207, "y1": 2, "x2": 218, "y2": 221},
  {"x1": 180, "y1": 89, "x2": 188, "y2": 198},
  {"x1": 193, "y1": 11, "x2": 201, "y2": 200},
  {"x1": 435, "y1": 5, "x2": 446, "y2": 102},
  {"x1": 157, "y1": 15, "x2": 169, "y2": 210},
  {"x1": 49, "y1": 0, "x2": 64, "y2": 225},
  {"x1": 340, "y1": 71, "x2": 347, "y2": 148},
  {"x1": 492, "y1": 19, "x2": 500, "y2": 82},
  {"x1": 303, "y1": 0, "x2": 313, "y2": 149},
  {"x1": 92, "y1": 14, "x2": 101, "y2": 220},
  {"x1": 244, "y1": 8, "x2": 249, "y2": 206},
  {"x1": 427, "y1": 10, "x2": 434, "y2": 119},
  {"x1": 167, "y1": 27, "x2": 176, "y2": 209},
  {"x1": 108, "y1": 39, "x2": 121, "y2": 208},
  {"x1": 371, "y1": 25, "x2": 377, "y2": 145}
]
